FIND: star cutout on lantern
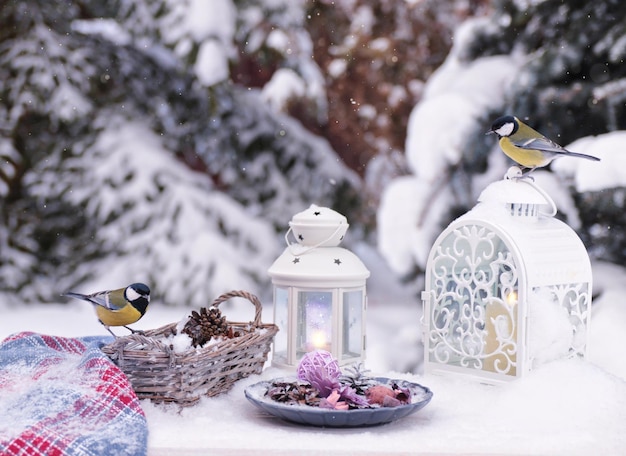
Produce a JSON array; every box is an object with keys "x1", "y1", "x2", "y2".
[
  {"x1": 334, "y1": 258, "x2": 342, "y2": 265},
  {"x1": 293, "y1": 257, "x2": 300, "y2": 264},
  {"x1": 298, "y1": 234, "x2": 304, "y2": 241}
]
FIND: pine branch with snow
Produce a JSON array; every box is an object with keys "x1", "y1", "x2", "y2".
[{"x1": 0, "y1": 0, "x2": 362, "y2": 305}]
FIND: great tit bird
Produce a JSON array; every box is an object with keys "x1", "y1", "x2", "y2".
[
  {"x1": 487, "y1": 115, "x2": 600, "y2": 174},
  {"x1": 63, "y1": 283, "x2": 150, "y2": 337}
]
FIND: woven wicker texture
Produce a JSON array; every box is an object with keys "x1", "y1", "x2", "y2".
[{"x1": 101, "y1": 290, "x2": 278, "y2": 406}]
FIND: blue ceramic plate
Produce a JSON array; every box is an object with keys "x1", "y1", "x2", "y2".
[{"x1": 244, "y1": 377, "x2": 433, "y2": 428}]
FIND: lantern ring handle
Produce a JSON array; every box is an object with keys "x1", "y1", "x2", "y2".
[
  {"x1": 284, "y1": 224, "x2": 343, "y2": 256},
  {"x1": 519, "y1": 178, "x2": 558, "y2": 217}
]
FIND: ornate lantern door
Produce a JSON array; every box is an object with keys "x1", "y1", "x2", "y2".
[{"x1": 423, "y1": 175, "x2": 592, "y2": 383}]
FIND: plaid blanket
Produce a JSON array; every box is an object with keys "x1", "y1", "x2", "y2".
[{"x1": 0, "y1": 332, "x2": 148, "y2": 456}]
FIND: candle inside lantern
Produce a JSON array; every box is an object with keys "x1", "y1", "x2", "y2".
[
  {"x1": 484, "y1": 291, "x2": 518, "y2": 375},
  {"x1": 296, "y1": 291, "x2": 332, "y2": 355},
  {"x1": 310, "y1": 330, "x2": 329, "y2": 350},
  {"x1": 506, "y1": 290, "x2": 518, "y2": 306}
]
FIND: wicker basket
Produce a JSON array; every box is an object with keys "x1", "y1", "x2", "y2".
[{"x1": 101, "y1": 290, "x2": 278, "y2": 406}]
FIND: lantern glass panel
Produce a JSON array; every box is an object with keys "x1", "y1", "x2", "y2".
[
  {"x1": 429, "y1": 225, "x2": 519, "y2": 376},
  {"x1": 297, "y1": 291, "x2": 333, "y2": 357},
  {"x1": 273, "y1": 287, "x2": 289, "y2": 365},
  {"x1": 342, "y1": 290, "x2": 363, "y2": 358}
]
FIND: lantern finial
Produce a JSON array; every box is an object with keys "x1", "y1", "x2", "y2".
[
  {"x1": 286, "y1": 204, "x2": 349, "y2": 252},
  {"x1": 477, "y1": 167, "x2": 557, "y2": 219}
]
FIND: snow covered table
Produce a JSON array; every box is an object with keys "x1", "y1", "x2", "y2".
[
  {"x1": 1, "y1": 260, "x2": 625, "y2": 455},
  {"x1": 144, "y1": 359, "x2": 625, "y2": 456}
]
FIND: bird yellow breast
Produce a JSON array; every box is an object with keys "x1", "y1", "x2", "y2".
[
  {"x1": 500, "y1": 138, "x2": 551, "y2": 168},
  {"x1": 95, "y1": 304, "x2": 143, "y2": 326}
]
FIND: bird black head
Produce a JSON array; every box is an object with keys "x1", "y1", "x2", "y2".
[
  {"x1": 125, "y1": 283, "x2": 150, "y2": 313},
  {"x1": 488, "y1": 115, "x2": 519, "y2": 138}
]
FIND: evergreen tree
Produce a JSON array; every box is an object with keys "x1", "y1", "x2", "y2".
[
  {"x1": 378, "y1": 0, "x2": 626, "y2": 277},
  {"x1": 0, "y1": 0, "x2": 360, "y2": 305}
]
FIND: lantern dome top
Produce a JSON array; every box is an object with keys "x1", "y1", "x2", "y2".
[
  {"x1": 288, "y1": 204, "x2": 349, "y2": 247},
  {"x1": 291, "y1": 204, "x2": 347, "y2": 226},
  {"x1": 268, "y1": 246, "x2": 370, "y2": 287},
  {"x1": 478, "y1": 178, "x2": 547, "y2": 206},
  {"x1": 476, "y1": 168, "x2": 557, "y2": 219}
]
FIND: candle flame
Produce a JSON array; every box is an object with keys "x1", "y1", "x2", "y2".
[
  {"x1": 311, "y1": 330, "x2": 328, "y2": 349},
  {"x1": 506, "y1": 291, "x2": 518, "y2": 306}
]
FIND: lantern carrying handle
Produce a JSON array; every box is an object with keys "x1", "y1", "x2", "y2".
[
  {"x1": 505, "y1": 167, "x2": 557, "y2": 217},
  {"x1": 519, "y1": 178, "x2": 557, "y2": 217},
  {"x1": 284, "y1": 224, "x2": 344, "y2": 256}
]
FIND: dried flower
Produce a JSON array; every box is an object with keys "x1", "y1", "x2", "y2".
[
  {"x1": 319, "y1": 390, "x2": 349, "y2": 410},
  {"x1": 269, "y1": 351, "x2": 414, "y2": 410},
  {"x1": 391, "y1": 382, "x2": 411, "y2": 404},
  {"x1": 338, "y1": 385, "x2": 370, "y2": 408},
  {"x1": 267, "y1": 381, "x2": 321, "y2": 407},
  {"x1": 297, "y1": 350, "x2": 341, "y2": 397},
  {"x1": 366, "y1": 384, "x2": 411, "y2": 407}
]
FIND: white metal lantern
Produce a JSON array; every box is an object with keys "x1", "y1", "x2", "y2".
[
  {"x1": 422, "y1": 170, "x2": 592, "y2": 383},
  {"x1": 268, "y1": 204, "x2": 370, "y2": 368}
]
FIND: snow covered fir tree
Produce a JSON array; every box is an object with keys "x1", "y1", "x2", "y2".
[
  {"x1": 378, "y1": 0, "x2": 626, "y2": 280},
  {"x1": 2, "y1": 0, "x2": 626, "y2": 310},
  {"x1": 0, "y1": 0, "x2": 362, "y2": 305}
]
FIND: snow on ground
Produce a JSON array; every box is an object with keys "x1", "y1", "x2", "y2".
[{"x1": 1, "y1": 248, "x2": 625, "y2": 455}]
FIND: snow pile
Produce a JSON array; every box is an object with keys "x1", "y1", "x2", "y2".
[
  {"x1": 261, "y1": 68, "x2": 307, "y2": 112},
  {"x1": 555, "y1": 131, "x2": 626, "y2": 192},
  {"x1": 527, "y1": 288, "x2": 575, "y2": 365},
  {"x1": 405, "y1": 54, "x2": 520, "y2": 180},
  {"x1": 159, "y1": 0, "x2": 237, "y2": 85},
  {"x1": 195, "y1": 41, "x2": 230, "y2": 86},
  {"x1": 377, "y1": 176, "x2": 455, "y2": 272}
]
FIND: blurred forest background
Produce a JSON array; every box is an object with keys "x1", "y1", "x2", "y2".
[{"x1": 1, "y1": 0, "x2": 625, "y2": 306}]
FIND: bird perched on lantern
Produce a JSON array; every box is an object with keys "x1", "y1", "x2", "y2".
[
  {"x1": 63, "y1": 283, "x2": 150, "y2": 337},
  {"x1": 487, "y1": 115, "x2": 600, "y2": 174}
]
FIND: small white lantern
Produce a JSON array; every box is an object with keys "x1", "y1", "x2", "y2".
[
  {"x1": 268, "y1": 204, "x2": 370, "y2": 368},
  {"x1": 422, "y1": 170, "x2": 592, "y2": 383}
]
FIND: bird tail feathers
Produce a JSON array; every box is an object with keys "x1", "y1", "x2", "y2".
[
  {"x1": 63, "y1": 291, "x2": 87, "y2": 300},
  {"x1": 569, "y1": 151, "x2": 600, "y2": 161}
]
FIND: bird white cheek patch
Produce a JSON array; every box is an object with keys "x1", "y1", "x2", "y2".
[
  {"x1": 496, "y1": 122, "x2": 515, "y2": 137},
  {"x1": 126, "y1": 287, "x2": 141, "y2": 301}
]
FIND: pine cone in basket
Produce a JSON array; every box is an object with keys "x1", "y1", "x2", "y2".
[{"x1": 182, "y1": 306, "x2": 229, "y2": 347}]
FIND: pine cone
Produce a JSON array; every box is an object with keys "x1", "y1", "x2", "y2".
[{"x1": 182, "y1": 306, "x2": 229, "y2": 347}]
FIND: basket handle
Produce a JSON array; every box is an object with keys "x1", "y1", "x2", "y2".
[{"x1": 210, "y1": 290, "x2": 263, "y2": 327}]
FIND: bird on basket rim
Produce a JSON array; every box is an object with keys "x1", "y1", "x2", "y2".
[
  {"x1": 63, "y1": 283, "x2": 150, "y2": 337},
  {"x1": 487, "y1": 115, "x2": 600, "y2": 175}
]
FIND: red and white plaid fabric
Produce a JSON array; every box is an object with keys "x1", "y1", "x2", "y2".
[{"x1": 0, "y1": 332, "x2": 147, "y2": 456}]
